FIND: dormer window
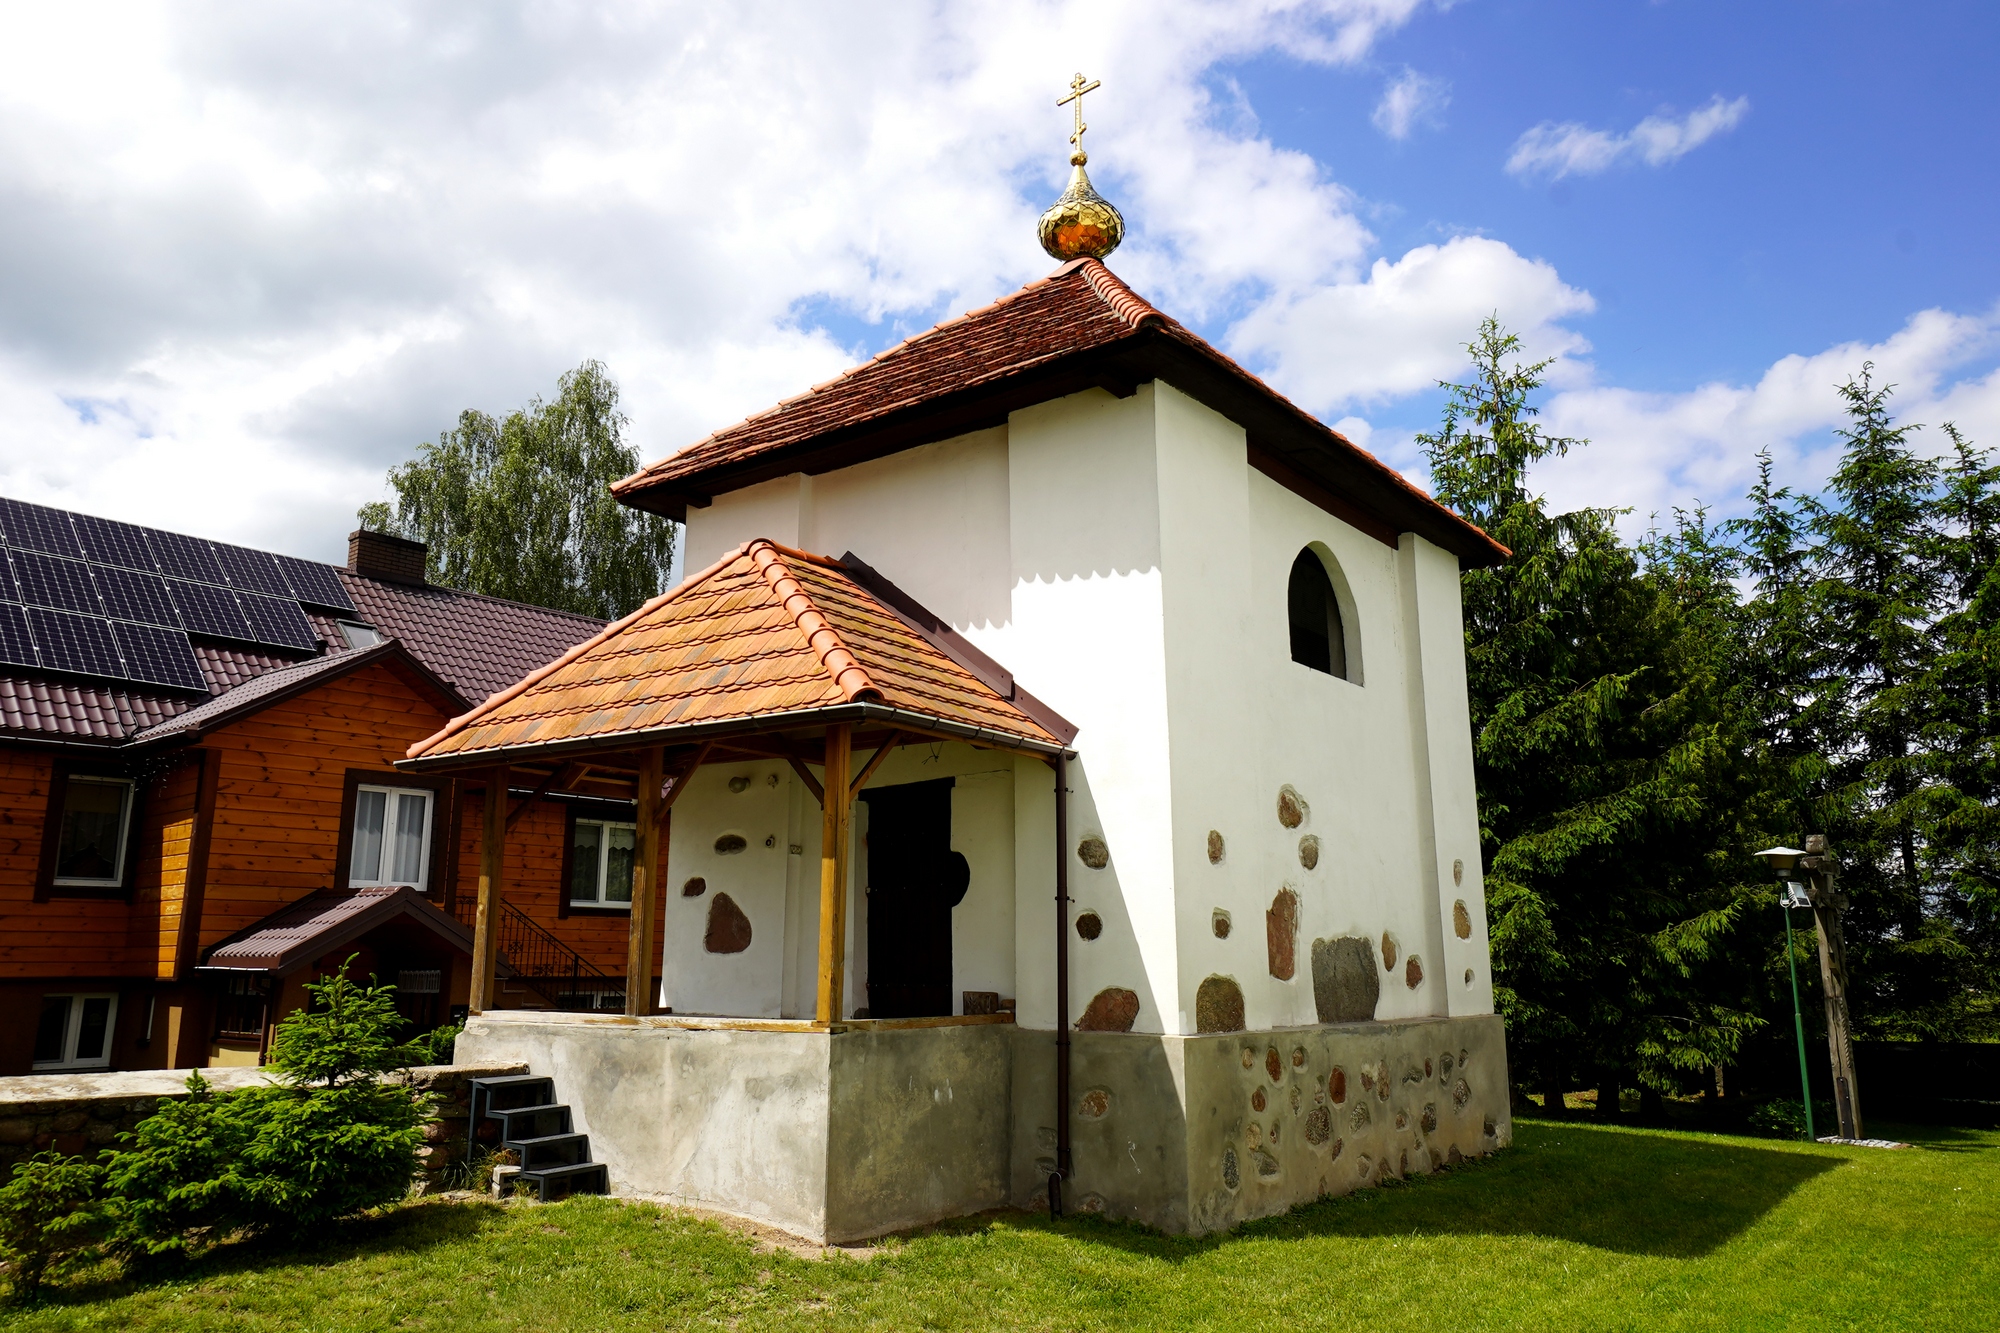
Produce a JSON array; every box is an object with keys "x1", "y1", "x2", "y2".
[{"x1": 1287, "y1": 548, "x2": 1348, "y2": 680}]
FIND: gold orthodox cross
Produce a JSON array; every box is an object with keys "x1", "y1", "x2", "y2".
[{"x1": 1056, "y1": 72, "x2": 1101, "y2": 158}]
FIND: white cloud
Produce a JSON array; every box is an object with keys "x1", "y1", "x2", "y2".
[
  {"x1": 1507, "y1": 95, "x2": 1749, "y2": 180},
  {"x1": 1529, "y1": 305, "x2": 2000, "y2": 528},
  {"x1": 1227, "y1": 235, "x2": 1596, "y2": 413},
  {"x1": 1371, "y1": 68, "x2": 1449, "y2": 140},
  {"x1": 0, "y1": 0, "x2": 1441, "y2": 560}
]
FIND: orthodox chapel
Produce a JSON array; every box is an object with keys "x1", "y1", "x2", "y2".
[{"x1": 420, "y1": 76, "x2": 1512, "y2": 1239}]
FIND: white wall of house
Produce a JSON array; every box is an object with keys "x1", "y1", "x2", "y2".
[{"x1": 675, "y1": 376, "x2": 1492, "y2": 1034}]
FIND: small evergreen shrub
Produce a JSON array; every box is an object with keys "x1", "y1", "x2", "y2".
[
  {"x1": 407, "y1": 1021, "x2": 463, "y2": 1067},
  {"x1": 1746, "y1": 1098, "x2": 1836, "y2": 1140},
  {"x1": 0, "y1": 1151, "x2": 109, "y2": 1298},
  {"x1": 104, "y1": 1071, "x2": 255, "y2": 1260}
]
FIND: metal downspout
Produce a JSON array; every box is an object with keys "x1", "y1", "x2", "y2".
[{"x1": 1050, "y1": 750, "x2": 1072, "y2": 1218}]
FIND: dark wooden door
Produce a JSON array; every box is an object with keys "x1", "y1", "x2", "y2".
[{"x1": 860, "y1": 778, "x2": 970, "y2": 1018}]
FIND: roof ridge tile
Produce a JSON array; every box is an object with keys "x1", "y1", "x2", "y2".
[{"x1": 744, "y1": 540, "x2": 880, "y2": 703}]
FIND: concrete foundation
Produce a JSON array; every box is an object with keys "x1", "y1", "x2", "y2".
[{"x1": 457, "y1": 1009, "x2": 1508, "y2": 1242}]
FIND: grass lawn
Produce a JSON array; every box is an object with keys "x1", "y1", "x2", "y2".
[{"x1": 6, "y1": 1117, "x2": 1995, "y2": 1332}]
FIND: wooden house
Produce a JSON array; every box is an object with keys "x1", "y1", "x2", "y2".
[{"x1": 0, "y1": 516, "x2": 641, "y2": 1076}]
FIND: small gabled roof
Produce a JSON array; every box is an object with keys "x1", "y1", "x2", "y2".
[
  {"x1": 403, "y1": 540, "x2": 1073, "y2": 770},
  {"x1": 197, "y1": 884, "x2": 479, "y2": 975},
  {"x1": 124, "y1": 639, "x2": 467, "y2": 747},
  {"x1": 614, "y1": 258, "x2": 1507, "y2": 568}
]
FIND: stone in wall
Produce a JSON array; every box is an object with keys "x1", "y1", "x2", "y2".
[
  {"x1": 1266, "y1": 889, "x2": 1299, "y2": 981},
  {"x1": 1276, "y1": 785, "x2": 1308, "y2": 829},
  {"x1": 1075, "y1": 912, "x2": 1103, "y2": 940},
  {"x1": 1404, "y1": 955, "x2": 1424, "y2": 989},
  {"x1": 704, "y1": 892, "x2": 753, "y2": 953},
  {"x1": 1207, "y1": 830, "x2": 1225, "y2": 864},
  {"x1": 682, "y1": 876, "x2": 707, "y2": 897},
  {"x1": 1076, "y1": 987, "x2": 1140, "y2": 1032},
  {"x1": 1077, "y1": 836, "x2": 1110, "y2": 869},
  {"x1": 1311, "y1": 936, "x2": 1380, "y2": 1023},
  {"x1": 1195, "y1": 975, "x2": 1245, "y2": 1033},
  {"x1": 1453, "y1": 899, "x2": 1473, "y2": 939}
]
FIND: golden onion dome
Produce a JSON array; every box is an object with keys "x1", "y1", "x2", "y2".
[
  {"x1": 1039, "y1": 73, "x2": 1124, "y2": 262},
  {"x1": 1038, "y1": 153, "x2": 1125, "y2": 262}
]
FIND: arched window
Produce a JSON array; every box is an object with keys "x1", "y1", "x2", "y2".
[{"x1": 1288, "y1": 548, "x2": 1348, "y2": 679}]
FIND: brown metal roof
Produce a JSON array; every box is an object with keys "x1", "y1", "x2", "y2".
[
  {"x1": 125, "y1": 640, "x2": 465, "y2": 746},
  {"x1": 614, "y1": 258, "x2": 1508, "y2": 568},
  {"x1": 404, "y1": 540, "x2": 1071, "y2": 769},
  {"x1": 335, "y1": 571, "x2": 606, "y2": 707},
  {"x1": 197, "y1": 883, "x2": 478, "y2": 974}
]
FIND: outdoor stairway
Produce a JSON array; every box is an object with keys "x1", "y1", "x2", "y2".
[{"x1": 470, "y1": 1072, "x2": 610, "y2": 1201}]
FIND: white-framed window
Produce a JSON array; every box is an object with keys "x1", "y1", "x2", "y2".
[
  {"x1": 349, "y1": 784, "x2": 434, "y2": 890},
  {"x1": 33, "y1": 993, "x2": 118, "y2": 1070},
  {"x1": 54, "y1": 775, "x2": 136, "y2": 888},
  {"x1": 569, "y1": 817, "x2": 637, "y2": 908}
]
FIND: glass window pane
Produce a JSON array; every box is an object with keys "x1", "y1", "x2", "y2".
[
  {"x1": 605, "y1": 824, "x2": 637, "y2": 904},
  {"x1": 388, "y1": 792, "x2": 429, "y2": 884},
  {"x1": 74, "y1": 997, "x2": 111, "y2": 1062},
  {"x1": 351, "y1": 789, "x2": 386, "y2": 883},
  {"x1": 34, "y1": 997, "x2": 69, "y2": 1064},
  {"x1": 569, "y1": 822, "x2": 602, "y2": 903},
  {"x1": 56, "y1": 780, "x2": 129, "y2": 882}
]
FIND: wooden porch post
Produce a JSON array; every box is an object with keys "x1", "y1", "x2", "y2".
[
  {"x1": 469, "y1": 764, "x2": 508, "y2": 1014},
  {"x1": 625, "y1": 746, "x2": 666, "y2": 1017},
  {"x1": 816, "y1": 724, "x2": 853, "y2": 1026}
]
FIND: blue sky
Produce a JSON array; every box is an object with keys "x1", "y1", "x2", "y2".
[{"x1": 0, "y1": 2, "x2": 1994, "y2": 558}]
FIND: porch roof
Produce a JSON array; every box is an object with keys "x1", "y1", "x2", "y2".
[
  {"x1": 400, "y1": 540, "x2": 1073, "y2": 772},
  {"x1": 196, "y1": 883, "x2": 479, "y2": 975}
]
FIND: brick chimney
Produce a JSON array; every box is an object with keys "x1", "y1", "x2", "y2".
[{"x1": 348, "y1": 529, "x2": 428, "y2": 586}]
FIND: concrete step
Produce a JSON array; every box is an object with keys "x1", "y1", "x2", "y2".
[{"x1": 517, "y1": 1160, "x2": 610, "y2": 1201}]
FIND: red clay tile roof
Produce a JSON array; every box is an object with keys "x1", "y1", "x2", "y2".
[
  {"x1": 199, "y1": 884, "x2": 477, "y2": 974},
  {"x1": 614, "y1": 259, "x2": 1507, "y2": 567},
  {"x1": 405, "y1": 540, "x2": 1068, "y2": 767}
]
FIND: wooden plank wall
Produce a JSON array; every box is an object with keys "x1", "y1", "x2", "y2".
[{"x1": 457, "y1": 789, "x2": 658, "y2": 978}]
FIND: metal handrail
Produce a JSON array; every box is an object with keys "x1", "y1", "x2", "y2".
[{"x1": 452, "y1": 894, "x2": 624, "y2": 1010}]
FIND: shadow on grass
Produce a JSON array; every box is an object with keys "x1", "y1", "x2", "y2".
[
  {"x1": 16, "y1": 1196, "x2": 503, "y2": 1312},
  {"x1": 1869, "y1": 1120, "x2": 1999, "y2": 1153},
  {"x1": 994, "y1": 1120, "x2": 1842, "y2": 1264}
]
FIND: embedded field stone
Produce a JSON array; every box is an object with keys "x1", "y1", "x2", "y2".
[
  {"x1": 1453, "y1": 899, "x2": 1473, "y2": 939},
  {"x1": 963, "y1": 991, "x2": 1001, "y2": 1015},
  {"x1": 1244, "y1": 1124, "x2": 1262, "y2": 1150},
  {"x1": 1441, "y1": 1051, "x2": 1455, "y2": 1077},
  {"x1": 1221, "y1": 1146, "x2": 1240, "y2": 1190},
  {"x1": 1380, "y1": 932, "x2": 1398, "y2": 971},
  {"x1": 1484, "y1": 1115, "x2": 1498, "y2": 1138},
  {"x1": 1240, "y1": 1046, "x2": 1256, "y2": 1069},
  {"x1": 1266, "y1": 888, "x2": 1299, "y2": 980},
  {"x1": 1311, "y1": 936, "x2": 1380, "y2": 1023},
  {"x1": 1447, "y1": 1145, "x2": 1464, "y2": 1165},
  {"x1": 1075, "y1": 911, "x2": 1103, "y2": 940},
  {"x1": 728, "y1": 775, "x2": 752, "y2": 793},
  {"x1": 1465, "y1": 968, "x2": 1475, "y2": 987},
  {"x1": 703, "y1": 892, "x2": 753, "y2": 953},
  {"x1": 1251, "y1": 1087, "x2": 1266, "y2": 1113},
  {"x1": 1453, "y1": 1078, "x2": 1472, "y2": 1109},
  {"x1": 1405, "y1": 954, "x2": 1424, "y2": 989},
  {"x1": 681, "y1": 876, "x2": 707, "y2": 898},
  {"x1": 1297, "y1": 834, "x2": 1320, "y2": 870},
  {"x1": 1425, "y1": 1058, "x2": 1434, "y2": 1078},
  {"x1": 1077, "y1": 836, "x2": 1110, "y2": 869},
  {"x1": 1291, "y1": 1046, "x2": 1306, "y2": 1068},
  {"x1": 1330, "y1": 1137, "x2": 1345, "y2": 1161},
  {"x1": 1265, "y1": 1046, "x2": 1283, "y2": 1082},
  {"x1": 1395, "y1": 1110, "x2": 1408, "y2": 1130},
  {"x1": 1207, "y1": 829, "x2": 1225, "y2": 864},
  {"x1": 1349, "y1": 1102, "x2": 1370, "y2": 1130},
  {"x1": 1269, "y1": 1120, "x2": 1281, "y2": 1145},
  {"x1": 1212, "y1": 910, "x2": 1232, "y2": 939},
  {"x1": 713, "y1": 833, "x2": 748, "y2": 855},
  {"x1": 1421, "y1": 1104, "x2": 1438, "y2": 1134},
  {"x1": 1253, "y1": 1148, "x2": 1281, "y2": 1178},
  {"x1": 1329, "y1": 1067, "x2": 1347, "y2": 1103},
  {"x1": 1195, "y1": 975, "x2": 1246, "y2": 1033},
  {"x1": 1276, "y1": 785, "x2": 1308, "y2": 829},
  {"x1": 1453, "y1": 857, "x2": 1464, "y2": 886},
  {"x1": 1076, "y1": 986, "x2": 1139, "y2": 1032},
  {"x1": 1289, "y1": 1085, "x2": 1302, "y2": 1113},
  {"x1": 1303, "y1": 1105, "x2": 1332, "y2": 1146},
  {"x1": 1077, "y1": 1089, "x2": 1111, "y2": 1119}
]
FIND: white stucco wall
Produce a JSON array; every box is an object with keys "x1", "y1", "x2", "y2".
[{"x1": 672, "y1": 377, "x2": 1493, "y2": 1033}]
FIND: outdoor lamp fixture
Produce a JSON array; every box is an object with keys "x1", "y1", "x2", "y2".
[{"x1": 1755, "y1": 845, "x2": 1817, "y2": 1143}]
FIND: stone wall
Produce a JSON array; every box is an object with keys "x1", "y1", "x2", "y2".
[{"x1": 0, "y1": 1062, "x2": 526, "y2": 1189}]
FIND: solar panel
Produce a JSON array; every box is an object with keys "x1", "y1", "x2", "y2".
[
  {"x1": 274, "y1": 554, "x2": 355, "y2": 612},
  {"x1": 0, "y1": 498, "x2": 83, "y2": 558},
  {"x1": 145, "y1": 529, "x2": 227, "y2": 584},
  {"x1": 166, "y1": 579, "x2": 252, "y2": 640},
  {"x1": 239, "y1": 592, "x2": 319, "y2": 652},
  {"x1": 27, "y1": 607, "x2": 122, "y2": 677},
  {"x1": 0, "y1": 603, "x2": 36, "y2": 670},
  {"x1": 112, "y1": 621, "x2": 208, "y2": 692},
  {"x1": 10, "y1": 550, "x2": 103, "y2": 615},
  {"x1": 90, "y1": 565, "x2": 180, "y2": 628},
  {"x1": 71, "y1": 513, "x2": 159, "y2": 573},
  {"x1": 215, "y1": 543, "x2": 293, "y2": 597}
]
